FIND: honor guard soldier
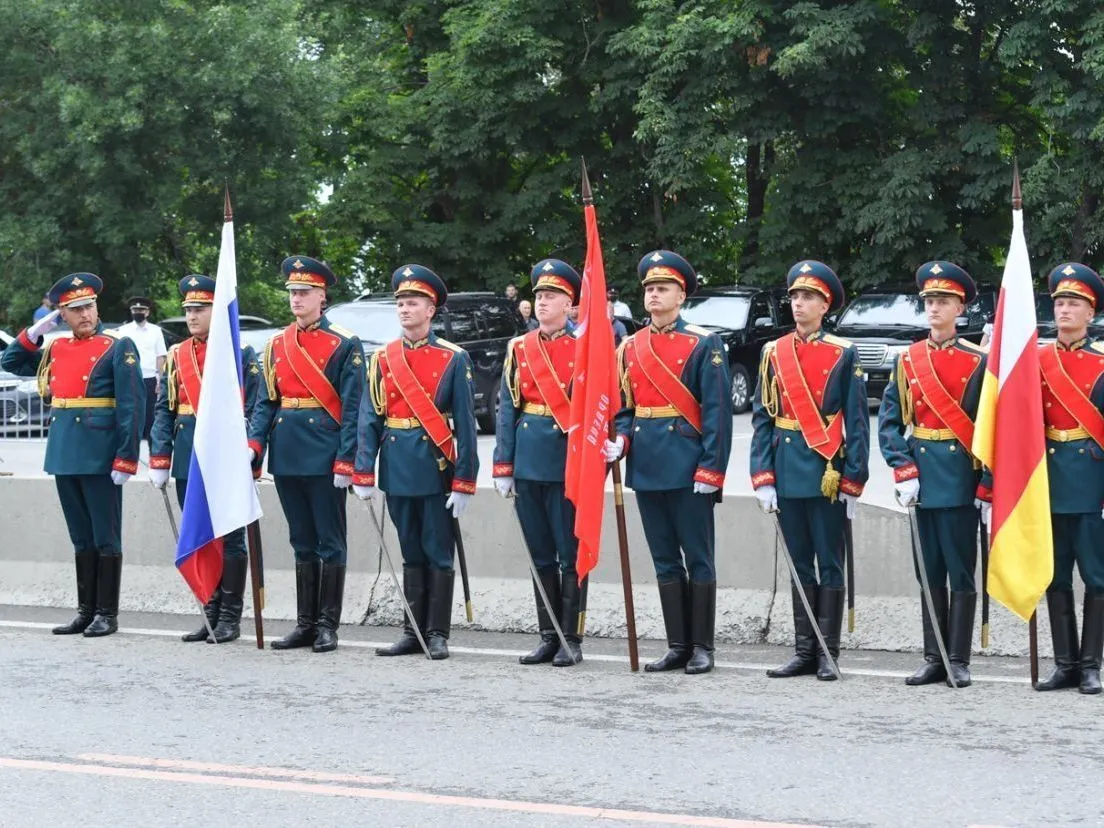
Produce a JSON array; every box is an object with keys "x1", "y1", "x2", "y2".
[
  {"x1": 354, "y1": 265, "x2": 479, "y2": 660},
  {"x1": 150, "y1": 275, "x2": 262, "y2": 644},
  {"x1": 603, "y1": 250, "x2": 733, "y2": 675},
  {"x1": 248, "y1": 256, "x2": 364, "y2": 653},
  {"x1": 878, "y1": 262, "x2": 989, "y2": 688},
  {"x1": 493, "y1": 259, "x2": 585, "y2": 666},
  {"x1": 2, "y1": 273, "x2": 144, "y2": 637},
  {"x1": 1035, "y1": 263, "x2": 1104, "y2": 695},
  {"x1": 750, "y1": 261, "x2": 869, "y2": 680}
]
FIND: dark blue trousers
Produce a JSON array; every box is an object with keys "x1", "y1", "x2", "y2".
[
  {"x1": 914, "y1": 505, "x2": 977, "y2": 592},
  {"x1": 1051, "y1": 513, "x2": 1104, "y2": 591},
  {"x1": 386, "y1": 493, "x2": 455, "y2": 571},
  {"x1": 273, "y1": 475, "x2": 347, "y2": 564},
  {"x1": 777, "y1": 496, "x2": 845, "y2": 587},
  {"x1": 636, "y1": 488, "x2": 716, "y2": 582},
  {"x1": 176, "y1": 478, "x2": 247, "y2": 559},
  {"x1": 515, "y1": 480, "x2": 578, "y2": 575},
  {"x1": 55, "y1": 474, "x2": 122, "y2": 555}
]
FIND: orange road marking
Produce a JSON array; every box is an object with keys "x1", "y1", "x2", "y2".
[{"x1": 0, "y1": 756, "x2": 818, "y2": 827}]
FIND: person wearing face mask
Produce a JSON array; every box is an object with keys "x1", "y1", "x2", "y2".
[
  {"x1": 1, "y1": 273, "x2": 144, "y2": 638},
  {"x1": 248, "y1": 256, "x2": 365, "y2": 654},
  {"x1": 150, "y1": 275, "x2": 263, "y2": 644},
  {"x1": 750, "y1": 260, "x2": 869, "y2": 682},
  {"x1": 354, "y1": 265, "x2": 479, "y2": 661},
  {"x1": 116, "y1": 295, "x2": 167, "y2": 447}
]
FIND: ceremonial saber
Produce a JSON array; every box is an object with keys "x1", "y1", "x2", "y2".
[
  {"x1": 161, "y1": 486, "x2": 218, "y2": 644},
  {"x1": 246, "y1": 519, "x2": 265, "y2": 650},
  {"x1": 507, "y1": 497, "x2": 576, "y2": 663},
  {"x1": 907, "y1": 506, "x2": 957, "y2": 688},
  {"x1": 452, "y1": 517, "x2": 474, "y2": 623},
  {"x1": 365, "y1": 500, "x2": 432, "y2": 659},
  {"x1": 844, "y1": 517, "x2": 856, "y2": 633},
  {"x1": 771, "y1": 515, "x2": 841, "y2": 681},
  {"x1": 979, "y1": 521, "x2": 990, "y2": 649}
]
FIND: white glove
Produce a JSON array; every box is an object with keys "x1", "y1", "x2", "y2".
[
  {"x1": 445, "y1": 491, "x2": 472, "y2": 519},
  {"x1": 693, "y1": 481, "x2": 719, "y2": 495},
  {"x1": 333, "y1": 473, "x2": 352, "y2": 489},
  {"x1": 110, "y1": 470, "x2": 132, "y2": 486},
  {"x1": 494, "y1": 476, "x2": 515, "y2": 498},
  {"x1": 353, "y1": 485, "x2": 378, "y2": 502},
  {"x1": 841, "y1": 492, "x2": 859, "y2": 520},
  {"x1": 894, "y1": 478, "x2": 920, "y2": 508},
  {"x1": 248, "y1": 448, "x2": 257, "y2": 462},
  {"x1": 602, "y1": 435, "x2": 626, "y2": 462},
  {"x1": 755, "y1": 484, "x2": 778, "y2": 514},
  {"x1": 149, "y1": 468, "x2": 170, "y2": 490},
  {"x1": 976, "y1": 498, "x2": 992, "y2": 529},
  {"x1": 27, "y1": 309, "x2": 61, "y2": 342}
]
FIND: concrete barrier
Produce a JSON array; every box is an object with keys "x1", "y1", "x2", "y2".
[{"x1": 0, "y1": 476, "x2": 1052, "y2": 656}]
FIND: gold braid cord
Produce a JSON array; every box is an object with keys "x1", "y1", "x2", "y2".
[
  {"x1": 616, "y1": 338, "x2": 634, "y2": 407},
  {"x1": 758, "y1": 344, "x2": 779, "y2": 417},
  {"x1": 165, "y1": 345, "x2": 178, "y2": 411},
  {"x1": 503, "y1": 339, "x2": 521, "y2": 408},
  {"x1": 263, "y1": 337, "x2": 278, "y2": 401},
  {"x1": 36, "y1": 340, "x2": 54, "y2": 399},
  {"x1": 895, "y1": 355, "x2": 913, "y2": 426},
  {"x1": 368, "y1": 349, "x2": 386, "y2": 415}
]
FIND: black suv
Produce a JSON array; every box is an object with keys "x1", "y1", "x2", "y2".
[
  {"x1": 830, "y1": 285, "x2": 995, "y2": 403},
  {"x1": 680, "y1": 286, "x2": 795, "y2": 413},
  {"x1": 326, "y1": 292, "x2": 524, "y2": 433}
]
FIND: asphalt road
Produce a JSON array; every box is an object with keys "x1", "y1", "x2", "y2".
[
  {"x1": 0, "y1": 413, "x2": 903, "y2": 511},
  {"x1": 1, "y1": 605, "x2": 1100, "y2": 828}
]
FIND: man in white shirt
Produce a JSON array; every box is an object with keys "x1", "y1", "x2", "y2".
[
  {"x1": 607, "y1": 288, "x2": 632, "y2": 319},
  {"x1": 116, "y1": 295, "x2": 167, "y2": 445}
]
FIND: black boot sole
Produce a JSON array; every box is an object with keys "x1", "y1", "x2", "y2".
[
  {"x1": 1035, "y1": 668, "x2": 1081, "y2": 691},
  {"x1": 905, "y1": 661, "x2": 947, "y2": 686},
  {"x1": 552, "y1": 643, "x2": 582, "y2": 667},
  {"x1": 766, "y1": 656, "x2": 817, "y2": 678},
  {"x1": 685, "y1": 647, "x2": 714, "y2": 675},
  {"x1": 53, "y1": 616, "x2": 93, "y2": 635},
  {"x1": 519, "y1": 640, "x2": 558, "y2": 665},
  {"x1": 375, "y1": 635, "x2": 423, "y2": 656},
  {"x1": 270, "y1": 628, "x2": 316, "y2": 650},
  {"x1": 207, "y1": 626, "x2": 241, "y2": 645},
  {"x1": 82, "y1": 616, "x2": 118, "y2": 638},
  {"x1": 644, "y1": 649, "x2": 691, "y2": 672}
]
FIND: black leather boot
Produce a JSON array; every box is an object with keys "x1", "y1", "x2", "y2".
[
  {"x1": 376, "y1": 566, "x2": 428, "y2": 656},
  {"x1": 182, "y1": 596, "x2": 220, "y2": 642},
  {"x1": 83, "y1": 554, "x2": 122, "y2": 637},
  {"x1": 520, "y1": 568, "x2": 560, "y2": 665},
  {"x1": 906, "y1": 587, "x2": 948, "y2": 685},
  {"x1": 768, "y1": 583, "x2": 819, "y2": 678},
  {"x1": 271, "y1": 559, "x2": 321, "y2": 650},
  {"x1": 1079, "y1": 591, "x2": 1104, "y2": 695},
  {"x1": 553, "y1": 572, "x2": 586, "y2": 667},
  {"x1": 312, "y1": 563, "x2": 346, "y2": 653},
  {"x1": 946, "y1": 591, "x2": 976, "y2": 688},
  {"x1": 645, "y1": 578, "x2": 691, "y2": 672},
  {"x1": 54, "y1": 549, "x2": 98, "y2": 635},
  {"x1": 425, "y1": 567, "x2": 455, "y2": 660},
  {"x1": 685, "y1": 581, "x2": 716, "y2": 675},
  {"x1": 1036, "y1": 589, "x2": 1080, "y2": 691},
  {"x1": 815, "y1": 586, "x2": 845, "y2": 681},
  {"x1": 208, "y1": 556, "x2": 248, "y2": 644}
]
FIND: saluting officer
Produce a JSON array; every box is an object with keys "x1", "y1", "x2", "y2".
[
  {"x1": 493, "y1": 259, "x2": 585, "y2": 666},
  {"x1": 878, "y1": 262, "x2": 989, "y2": 688},
  {"x1": 750, "y1": 261, "x2": 869, "y2": 681},
  {"x1": 150, "y1": 275, "x2": 262, "y2": 644},
  {"x1": 248, "y1": 256, "x2": 364, "y2": 654},
  {"x1": 603, "y1": 250, "x2": 733, "y2": 675},
  {"x1": 354, "y1": 265, "x2": 479, "y2": 661},
  {"x1": 1035, "y1": 263, "x2": 1104, "y2": 695},
  {"x1": 2, "y1": 273, "x2": 144, "y2": 637}
]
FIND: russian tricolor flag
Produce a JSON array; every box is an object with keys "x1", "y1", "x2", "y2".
[{"x1": 176, "y1": 194, "x2": 263, "y2": 602}]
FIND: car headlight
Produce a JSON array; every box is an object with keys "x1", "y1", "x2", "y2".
[{"x1": 16, "y1": 380, "x2": 38, "y2": 395}]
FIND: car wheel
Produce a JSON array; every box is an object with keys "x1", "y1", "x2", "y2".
[
  {"x1": 730, "y1": 364, "x2": 751, "y2": 414},
  {"x1": 477, "y1": 384, "x2": 500, "y2": 435}
]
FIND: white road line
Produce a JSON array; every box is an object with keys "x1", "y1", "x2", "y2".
[{"x1": 0, "y1": 619, "x2": 1033, "y2": 684}]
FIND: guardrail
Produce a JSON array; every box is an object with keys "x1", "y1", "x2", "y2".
[{"x1": 0, "y1": 386, "x2": 50, "y2": 440}]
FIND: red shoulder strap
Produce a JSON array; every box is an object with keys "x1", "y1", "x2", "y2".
[
  {"x1": 773, "y1": 333, "x2": 844, "y2": 461},
  {"x1": 907, "y1": 340, "x2": 975, "y2": 453},
  {"x1": 281, "y1": 324, "x2": 343, "y2": 424},
  {"x1": 176, "y1": 339, "x2": 204, "y2": 411},
  {"x1": 1040, "y1": 344, "x2": 1104, "y2": 449},
  {"x1": 635, "y1": 327, "x2": 703, "y2": 432},
  {"x1": 383, "y1": 340, "x2": 456, "y2": 463},
  {"x1": 522, "y1": 330, "x2": 571, "y2": 430}
]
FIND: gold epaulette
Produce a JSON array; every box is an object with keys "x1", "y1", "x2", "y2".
[
  {"x1": 263, "y1": 337, "x2": 278, "y2": 401},
  {"x1": 683, "y1": 323, "x2": 711, "y2": 337},
  {"x1": 616, "y1": 338, "x2": 634, "y2": 407},
  {"x1": 36, "y1": 339, "x2": 55, "y2": 398},
  {"x1": 368, "y1": 347, "x2": 386, "y2": 415},
  {"x1": 328, "y1": 323, "x2": 355, "y2": 339},
  {"x1": 103, "y1": 328, "x2": 123, "y2": 339},
  {"x1": 957, "y1": 338, "x2": 984, "y2": 353},
  {"x1": 503, "y1": 338, "x2": 521, "y2": 408},
  {"x1": 165, "y1": 344, "x2": 179, "y2": 411},
  {"x1": 434, "y1": 337, "x2": 463, "y2": 353},
  {"x1": 1090, "y1": 341, "x2": 1104, "y2": 355},
  {"x1": 822, "y1": 333, "x2": 854, "y2": 349}
]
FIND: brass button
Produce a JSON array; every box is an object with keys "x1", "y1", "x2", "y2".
[
  {"x1": 668, "y1": 425, "x2": 674, "y2": 432},
  {"x1": 677, "y1": 359, "x2": 683, "y2": 365},
  {"x1": 390, "y1": 436, "x2": 396, "y2": 442},
  {"x1": 277, "y1": 417, "x2": 284, "y2": 423},
  {"x1": 82, "y1": 375, "x2": 88, "y2": 381},
  {"x1": 552, "y1": 425, "x2": 560, "y2": 432},
  {"x1": 421, "y1": 435, "x2": 428, "y2": 441},
  {"x1": 308, "y1": 418, "x2": 314, "y2": 424},
  {"x1": 1049, "y1": 448, "x2": 1055, "y2": 455},
  {"x1": 784, "y1": 437, "x2": 791, "y2": 443},
  {"x1": 949, "y1": 445, "x2": 957, "y2": 452},
  {"x1": 919, "y1": 447, "x2": 926, "y2": 453},
  {"x1": 522, "y1": 423, "x2": 528, "y2": 428},
  {"x1": 75, "y1": 416, "x2": 81, "y2": 422},
  {"x1": 1079, "y1": 448, "x2": 1085, "y2": 455},
  {"x1": 634, "y1": 426, "x2": 640, "y2": 432}
]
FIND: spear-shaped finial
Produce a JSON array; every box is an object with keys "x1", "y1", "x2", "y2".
[
  {"x1": 581, "y1": 157, "x2": 593, "y2": 206},
  {"x1": 1012, "y1": 159, "x2": 1022, "y2": 211},
  {"x1": 224, "y1": 184, "x2": 233, "y2": 222}
]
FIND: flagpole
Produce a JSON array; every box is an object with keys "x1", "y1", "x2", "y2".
[{"x1": 581, "y1": 160, "x2": 639, "y2": 672}]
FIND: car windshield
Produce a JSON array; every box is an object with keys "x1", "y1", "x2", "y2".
[
  {"x1": 1035, "y1": 295, "x2": 1056, "y2": 324},
  {"x1": 239, "y1": 328, "x2": 281, "y2": 354},
  {"x1": 838, "y1": 294, "x2": 926, "y2": 327},
  {"x1": 326, "y1": 303, "x2": 401, "y2": 346},
  {"x1": 681, "y1": 296, "x2": 751, "y2": 329}
]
